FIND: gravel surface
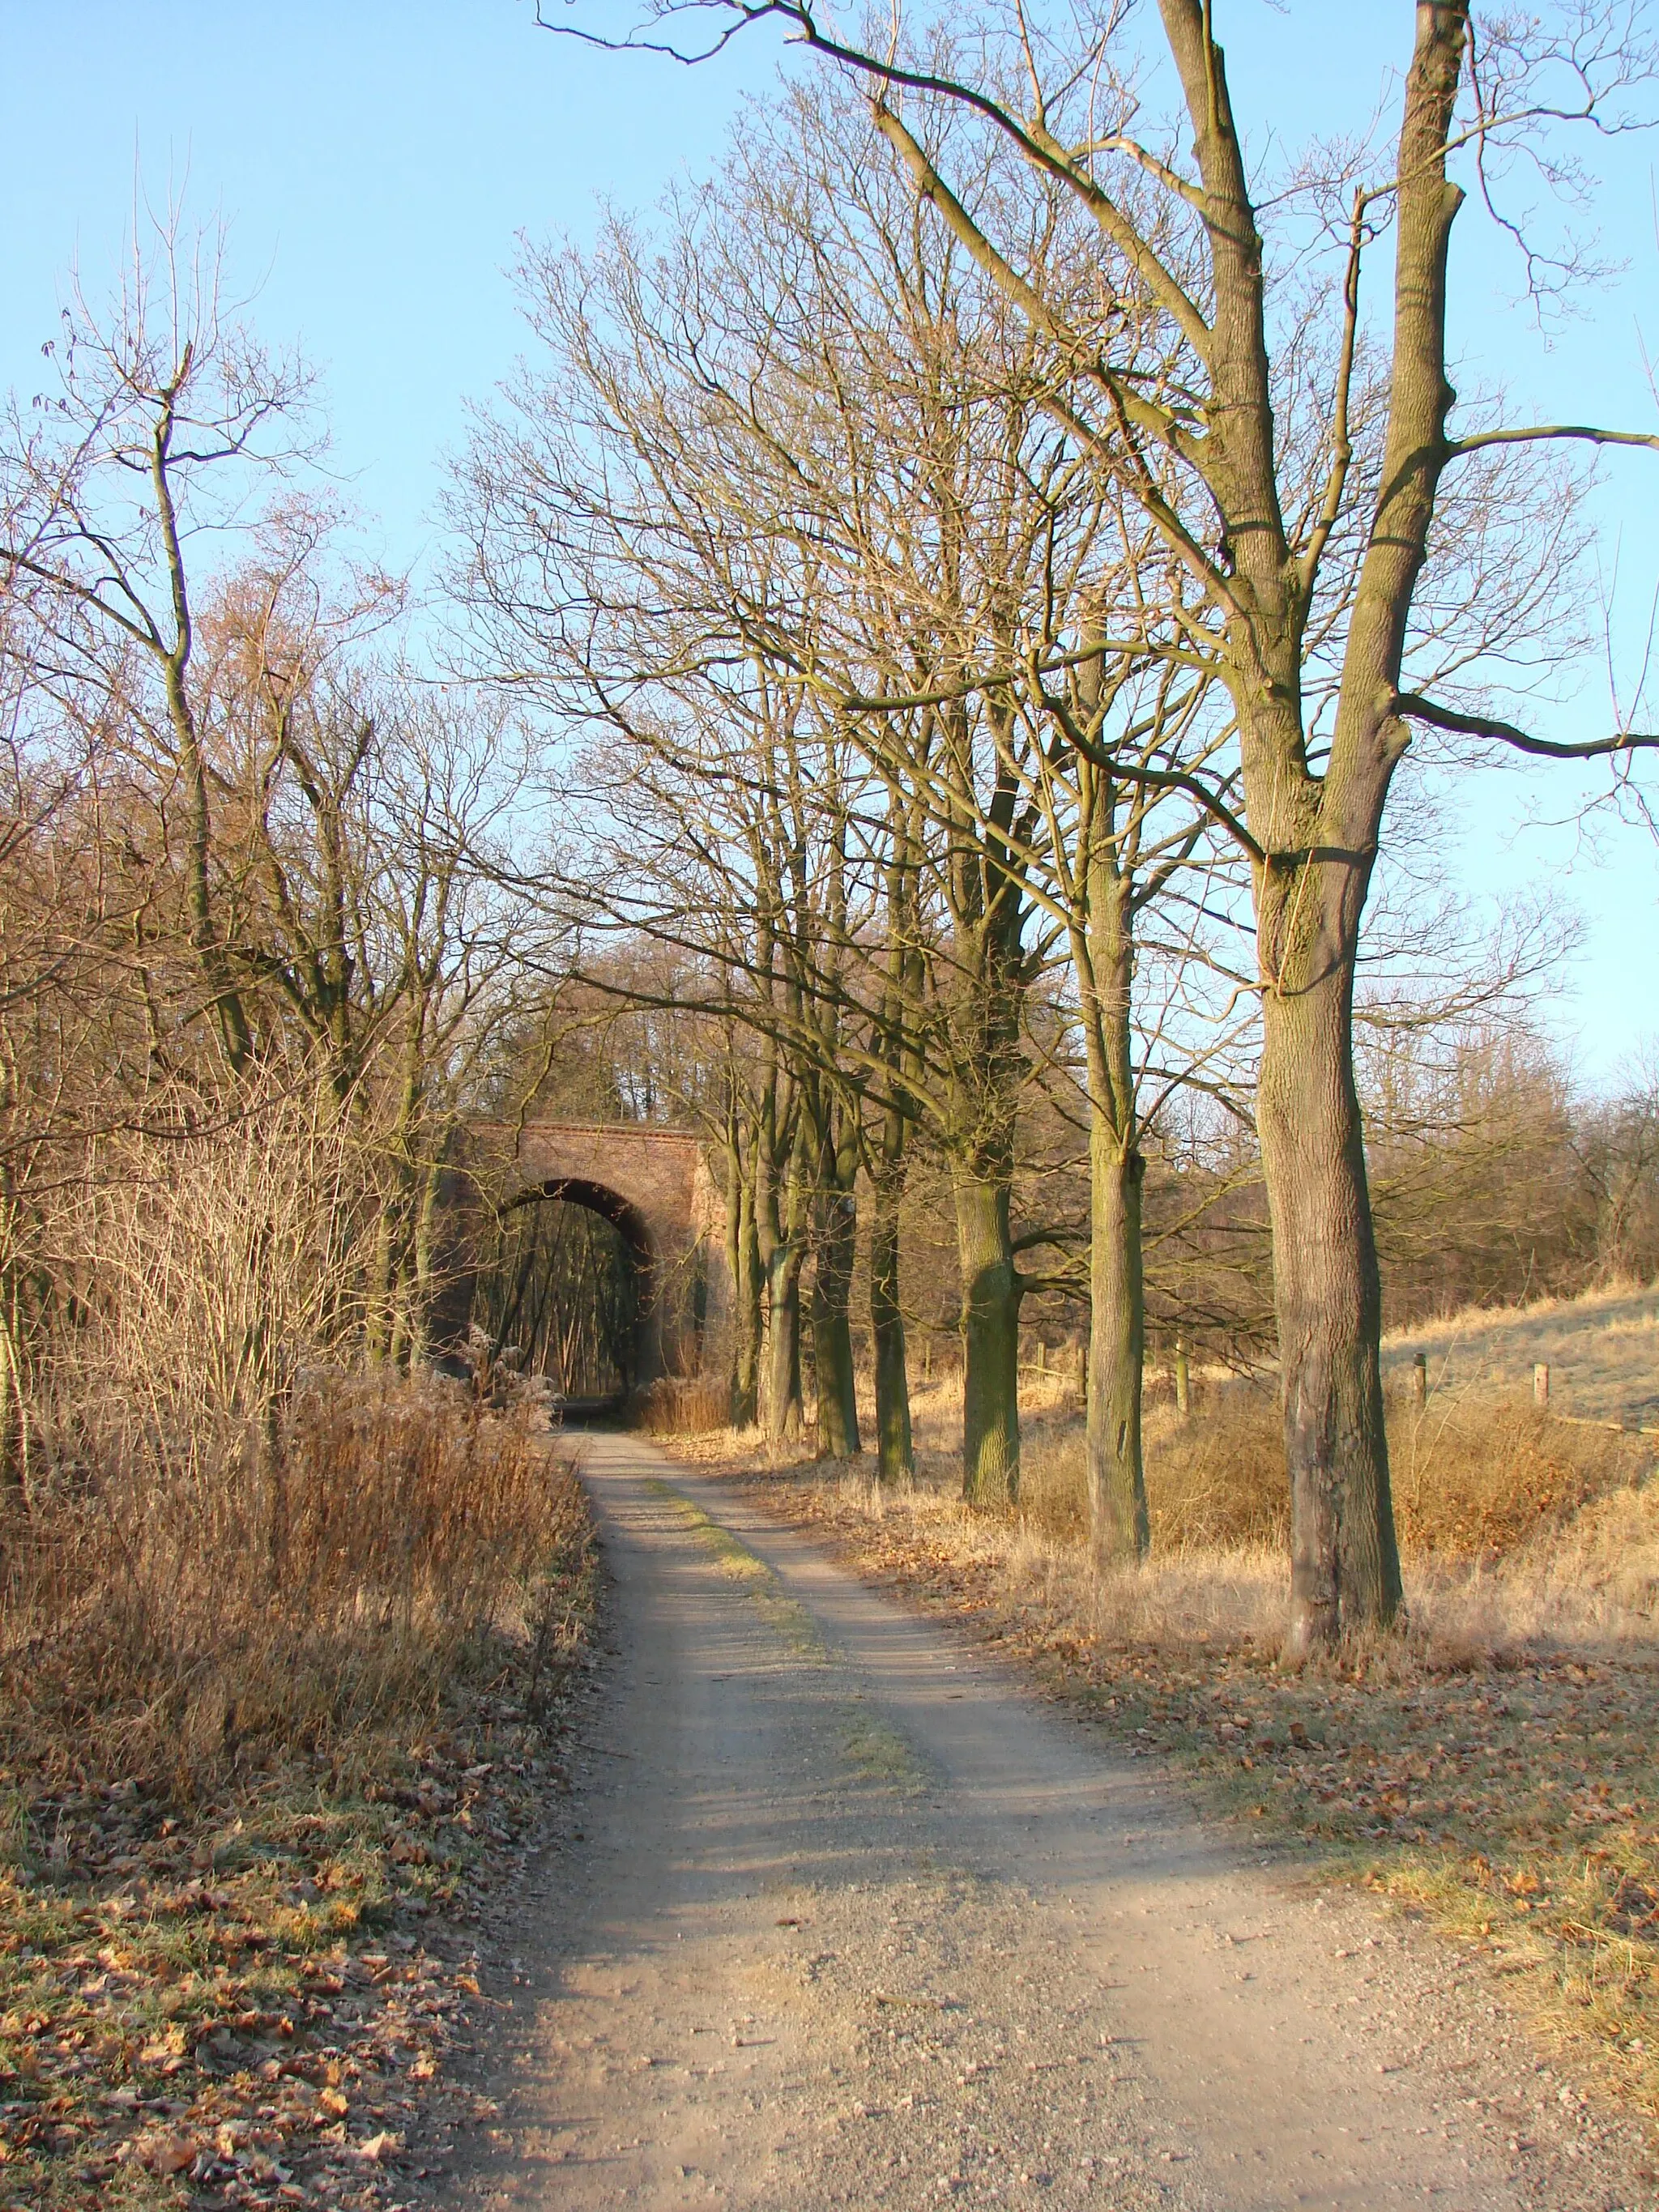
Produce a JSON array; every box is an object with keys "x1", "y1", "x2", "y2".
[{"x1": 443, "y1": 1432, "x2": 1656, "y2": 2211}]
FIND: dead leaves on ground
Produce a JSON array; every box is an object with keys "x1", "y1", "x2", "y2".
[{"x1": 0, "y1": 1682, "x2": 591, "y2": 2208}]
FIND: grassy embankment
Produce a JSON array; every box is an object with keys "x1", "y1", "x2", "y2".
[
  {"x1": 0, "y1": 1379, "x2": 595, "y2": 2212},
  {"x1": 663, "y1": 1285, "x2": 1659, "y2": 2121}
]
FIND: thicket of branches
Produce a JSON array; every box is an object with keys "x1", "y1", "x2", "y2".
[{"x1": 0, "y1": 228, "x2": 542, "y2": 1519}]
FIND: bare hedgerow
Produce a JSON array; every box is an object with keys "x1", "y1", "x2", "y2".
[
  {"x1": 0, "y1": 1078, "x2": 591, "y2": 1799},
  {"x1": 20, "y1": 1080, "x2": 367, "y2": 1501}
]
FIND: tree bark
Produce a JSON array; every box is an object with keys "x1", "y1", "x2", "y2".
[
  {"x1": 953, "y1": 1164, "x2": 1021, "y2": 1505},
  {"x1": 869, "y1": 1152, "x2": 914, "y2": 1483},
  {"x1": 408, "y1": 1149, "x2": 448, "y2": 1369},
  {"x1": 811, "y1": 1185, "x2": 861, "y2": 1457},
  {"x1": 0, "y1": 1285, "x2": 28, "y2": 1508},
  {"x1": 761, "y1": 1237, "x2": 804, "y2": 1440},
  {"x1": 1258, "y1": 956, "x2": 1401, "y2": 1656},
  {"x1": 731, "y1": 1167, "x2": 762, "y2": 1428},
  {"x1": 1076, "y1": 777, "x2": 1149, "y2": 1568},
  {"x1": 364, "y1": 1196, "x2": 398, "y2": 1366},
  {"x1": 1087, "y1": 1122, "x2": 1148, "y2": 1569}
]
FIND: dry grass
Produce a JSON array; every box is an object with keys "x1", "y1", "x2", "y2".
[
  {"x1": 2, "y1": 1378, "x2": 586, "y2": 1799},
  {"x1": 1384, "y1": 1280, "x2": 1659, "y2": 1430},
  {"x1": 1006, "y1": 1370, "x2": 1656, "y2": 1583},
  {"x1": 0, "y1": 1380, "x2": 596, "y2": 2210},
  {"x1": 633, "y1": 1375, "x2": 731, "y2": 1437}
]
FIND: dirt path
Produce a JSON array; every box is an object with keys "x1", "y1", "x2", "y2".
[{"x1": 449, "y1": 1432, "x2": 1650, "y2": 2211}]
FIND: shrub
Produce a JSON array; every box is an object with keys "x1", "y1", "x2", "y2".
[
  {"x1": 0, "y1": 1377, "x2": 589, "y2": 1801},
  {"x1": 633, "y1": 1374, "x2": 731, "y2": 1435},
  {"x1": 1013, "y1": 1379, "x2": 1653, "y2": 1560}
]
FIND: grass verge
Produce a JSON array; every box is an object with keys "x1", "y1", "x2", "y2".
[{"x1": 0, "y1": 1383, "x2": 598, "y2": 2211}]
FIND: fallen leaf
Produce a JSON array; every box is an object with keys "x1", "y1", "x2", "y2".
[{"x1": 142, "y1": 2131, "x2": 198, "y2": 2176}]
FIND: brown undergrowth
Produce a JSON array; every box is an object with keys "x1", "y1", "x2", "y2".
[
  {"x1": 664, "y1": 1372, "x2": 1659, "y2": 2126},
  {"x1": 0, "y1": 1379, "x2": 598, "y2": 2211}
]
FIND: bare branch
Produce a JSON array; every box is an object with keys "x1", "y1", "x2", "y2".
[{"x1": 1393, "y1": 688, "x2": 1659, "y2": 758}]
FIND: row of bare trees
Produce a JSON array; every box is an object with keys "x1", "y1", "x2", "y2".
[{"x1": 456, "y1": 2, "x2": 1655, "y2": 1647}]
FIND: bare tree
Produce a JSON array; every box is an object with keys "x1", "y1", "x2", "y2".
[
  {"x1": 1577, "y1": 1044, "x2": 1659, "y2": 1284},
  {"x1": 549, "y1": 1, "x2": 1659, "y2": 1649},
  {"x1": 1, "y1": 218, "x2": 316, "y2": 1077}
]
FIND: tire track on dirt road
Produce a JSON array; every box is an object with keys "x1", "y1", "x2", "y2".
[{"x1": 449, "y1": 1430, "x2": 1651, "y2": 2211}]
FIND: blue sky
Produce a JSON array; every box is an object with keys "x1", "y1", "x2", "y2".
[{"x1": 1, "y1": 1, "x2": 1653, "y2": 1082}]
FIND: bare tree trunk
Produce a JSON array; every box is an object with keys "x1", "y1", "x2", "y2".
[
  {"x1": 151, "y1": 403, "x2": 253, "y2": 1079},
  {"x1": 388, "y1": 1264, "x2": 412, "y2": 1369},
  {"x1": 364, "y1": 1198, "x2": 398, "y2": 1365},
  {"x1": 408, "y1": 1152, "x2": 448, "y2": 1369},
  {"x1": 872, "y1": 791, "x2": 919, "y2": 1482},
  {"x1": 953, "y1": 1165, "x2": 1020, "y2": 1505},
  {"x1": 762, "y1": 1238, "x2": 804, "y2": 1440},
  {"x1": 0, "y1": 1293, "x2": 27, "y2": 1507},
  {"x1": 728, "y1": 1157, "x2": 762, "y2": 1428},
  {"x1": 869, "y1": 1147, "x2": 914, "y2": 1483},
  {"x1": 262, "y1": 1392, "x2": 288, "y2": 1589},
  {"x1": 1079, "y1": 831, "x2": 1149, "y2": 1566},
  {"x1": 811, "y1": 1185, "x2": 860, "y2": 1458},
  {"x1": 1088, "y1": 1125, "x2": 1148, "y2": 1569},
  {"x1": 1259, "y1": 962, "x2": 1401, "y2": 1656},
  {"x1": 1166, "y1": 0, "x2": 1466, "y2": 1647},
  {"x1": 722, "y1": 1134, "x2": 745, "y2": 1412}
]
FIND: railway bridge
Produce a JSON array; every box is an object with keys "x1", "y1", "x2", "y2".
[{"x1": 442, "y1": 1120, "x2": 730, "y2": 1389}]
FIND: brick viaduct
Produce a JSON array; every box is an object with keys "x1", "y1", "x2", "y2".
[{"x1": 446, "y1": 1121, "x2": 730, "y2": 1388}]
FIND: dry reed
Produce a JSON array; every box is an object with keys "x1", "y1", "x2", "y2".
[
  {"x1": 0, "y1": 1376, "x2": 588, "y2": 1805},
  {"x1": 633, "y1": 1374, "x2": 731, "y2": 1436}
]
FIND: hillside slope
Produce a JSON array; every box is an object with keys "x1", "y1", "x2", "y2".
[{"x1": 1384, "y1": 1284, "x2": 1659, "y2": 1429}]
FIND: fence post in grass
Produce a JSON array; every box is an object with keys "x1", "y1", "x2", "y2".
[
  {"x1": 1175, "y1": 1336, "x2": 1191, "y2": 1421},
  {"x1": 1533, "y1": 1362, "x2": 1550, "y2": 1409},
  {"x1": 1411, "y1": 1353, "x2": 1427, "y2": 1409}
]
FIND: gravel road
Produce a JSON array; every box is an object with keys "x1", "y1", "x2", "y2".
[{"x1": 449, "y1": 1431, "x2": 1653, "y2": 2212}]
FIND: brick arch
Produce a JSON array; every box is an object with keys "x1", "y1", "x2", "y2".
[
  {"x1": 509, "y1": 1174, "x2": 651, "y2": 1256},
  {"x1": 450, "y1": 1122, "x2": 729, "y2": 1387}
]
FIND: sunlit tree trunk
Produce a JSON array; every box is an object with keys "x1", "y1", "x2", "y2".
[
  {"x1": 953, "y1": 1161, "x2": 1021, "y2": 1505},
  {"x1": 811, "y1": 1178, "x2": 860, "y2": 1458},
  {"x1": 762, "y1": 1238, "x2": 804, "y2": 1440},
  {"x1": 1077, "y1": 808, "x2": 1149, "y2": 1567}
]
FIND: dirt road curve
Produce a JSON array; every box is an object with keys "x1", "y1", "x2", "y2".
[{"x1": 451, "y1": 1433, "x2": 1648, "y2": 2212}]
